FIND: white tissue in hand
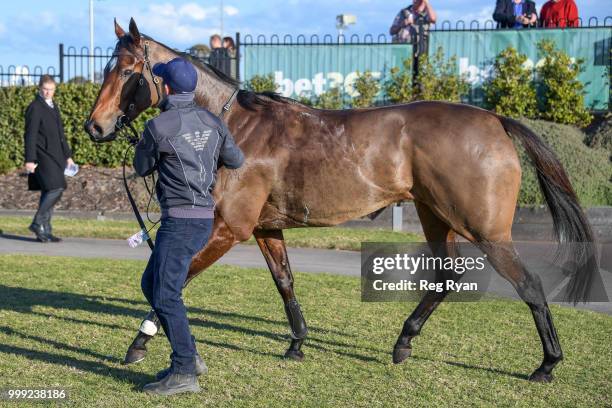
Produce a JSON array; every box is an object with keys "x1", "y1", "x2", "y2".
[{"x1": 64, "y1": 163, "x2": 79, "y2": 177}]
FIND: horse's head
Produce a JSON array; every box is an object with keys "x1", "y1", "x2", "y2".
[{"x1": 85, "y1": 18, "x2": 164, "y2": 142}]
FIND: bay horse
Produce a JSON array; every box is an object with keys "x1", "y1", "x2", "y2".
[{"x1": 85, "y1": 18, "x2": 598, "y2": 382}]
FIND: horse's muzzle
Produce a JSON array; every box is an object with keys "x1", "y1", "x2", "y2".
[{"x1": 84, "y1": 120, "x2": 117, "y2": 143}]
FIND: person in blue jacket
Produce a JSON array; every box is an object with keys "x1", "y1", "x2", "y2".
[{"x1": 133, "y1": 57, "x2": 244, "y2": 396}]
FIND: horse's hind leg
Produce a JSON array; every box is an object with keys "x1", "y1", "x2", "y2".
[
  {"x1": 124, "y1": 215, "x2": 237, "y2": 365},
  {"x1": 254, "y1": 229, "x2": 308, "y2": 360},
  {"x1": 393, "y1": 203, "x2": 463, "y2": 363},
  {"x1": 477, "y1": 241, "x2": 563, "y2": 382}
]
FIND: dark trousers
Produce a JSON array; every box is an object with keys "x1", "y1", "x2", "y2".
[
  {"x1": 141, "y1": 217, "x2": 213, "y2": 374},
  {"x1": 32, "y1": 188, "x2": 64, "y2": 229}
]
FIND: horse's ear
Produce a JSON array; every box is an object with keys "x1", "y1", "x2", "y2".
[
  {"x1": 114, "y1": 18, "x2": 126, "y2": 39},
  {"x1": 129, "y1": 17, "x2": 141, "y2": 46}
]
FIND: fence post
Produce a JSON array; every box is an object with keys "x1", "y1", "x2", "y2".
[
  {"x1": 58, "y1": 43, "x2": 64, "y2": 83},
  {"x1": 392, "y1": 204, "x2": 403, "y2": 232},
  {"x1": 236, "y1": 32, "x2": 241, "y2": 82}
]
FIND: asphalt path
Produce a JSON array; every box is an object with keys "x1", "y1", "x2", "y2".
[{"x1": 1, "y1": 233, "x2": 610, "y2": 314}]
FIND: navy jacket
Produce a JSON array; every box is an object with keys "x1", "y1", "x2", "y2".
[
  {"x1": 493, "y1": 0, "x2": 538, "y2": 28},
  {"x1": 134, "y1": 93, "x2": 244, "y2": 217}
]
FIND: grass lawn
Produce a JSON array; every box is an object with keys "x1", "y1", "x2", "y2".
[
  {"x1": 0, "y1": 216, "x2": 421, "y2": 251},
  {"x1": 0, "y1": 255, "x2": 610, "y2": 407}
]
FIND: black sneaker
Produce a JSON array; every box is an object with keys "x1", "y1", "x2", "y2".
[
  {"x1": 156, "y1": 354, "x2": 208, "y2": 381},
  {"x1": 28, "y1": 224, "x2": 49, "y2": 243},
  {"x1": 143, "y1": 373, "x2": 201, "y2": 396}
]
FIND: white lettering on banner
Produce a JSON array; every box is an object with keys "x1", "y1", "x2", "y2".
[
  {"x1": 459, "y1": 56, "x2": 576, "y2": 85},
  {"x1": 274, "y1": 71, "x2": 382, "y2": 98}
]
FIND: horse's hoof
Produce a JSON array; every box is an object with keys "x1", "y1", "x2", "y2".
[
  {"x1": 123, "y1": 346, "x2": 147, "y2": 365},
  {"x1": 392, "y1": 346, "x2": 412, "y2": 364},
  {"x1": 528, "y1": 371, "x2": 553, "y2": 383},
  {"x1": 284, "y1": 349, "x2": 305, "y2": 361}
]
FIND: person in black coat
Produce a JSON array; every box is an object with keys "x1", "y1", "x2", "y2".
[
  {"x1": 24, "y1": 75, "x2": 74, "y2": 242},
  {"x1": 493, "y1": 0, "x2": 538, "y2": 28},
  {"x1": 208, "y1": 34, "x2": 231, "y2": 77}
]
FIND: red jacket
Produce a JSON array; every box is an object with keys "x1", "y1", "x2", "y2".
[{"x1": 539, "y1": 0, "x2": 579, "y2": 27}]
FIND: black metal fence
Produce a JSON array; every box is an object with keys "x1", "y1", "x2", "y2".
[
  {"x1": 1, "y1": 35, "x2": 241, "y2": 87},
  {"x1": 1, "y1": 18, "x2": 610, "y2": 87},
  {"x1": 0, "y1": 65, "x2": 59, "y2": 87},
  {"x1": 60, "y1": 44, "x2": 115, "y2": 83},
  {"x1": 240, "y1": 16, "x2": 612, "y2": 45}
]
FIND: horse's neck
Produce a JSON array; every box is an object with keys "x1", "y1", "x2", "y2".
[
  {"x1": 193, "y1": 72, "x2": 235, "y2": 115},
  {"x1": 151, "y1": 42, "x2": 235, "y2": 114}
]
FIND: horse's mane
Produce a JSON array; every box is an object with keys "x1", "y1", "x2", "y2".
[{"x1": 140, "y1": 34, "x2": 294, "y2": 111}]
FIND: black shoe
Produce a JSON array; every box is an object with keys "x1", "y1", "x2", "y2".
[
  {"x1": 43, "y1": 223, "x2": 62, "y2": 242},
  {"x1": 156, "y1": 354, "x2": 208, "y2": 381},
  {"x1": 28, "y1": 224, "x2": 49, "y2": 243},
  {"x1": 143, "y1": 372, "x2": 201, "y2": 396},
  {"x1": 46, "y1": 234, "x2": 62, "y2": 243}
]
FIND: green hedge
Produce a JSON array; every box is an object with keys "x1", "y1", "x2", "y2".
[
  {"x1": 0, "y1": 83, "x2": 157, "y2": 173},
  {"x1": 515, "y1": 118, "x2": 611, "y2": 206},
  {"x1": 1, "y1": 84, "x2": 609, "y2": 206}
]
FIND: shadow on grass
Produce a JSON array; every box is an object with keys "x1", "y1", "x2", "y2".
[
  {"x1": 0, "y1": 233, "x2": 39, "y2": 243},
  {"x1": 0, "y1": 284, "x2": 383, "y2": 365},
  {"x1": 409, "y1": 355, "x2": 529, "y2": 381},
  {"x1": 0, "y1": 343, "x2": 152, "y2": 389},
  {"x1": 0, "y1": 284, "x2": 534, "y2": 378},
  {"x1": 191, "y1": 317, "x2": 383, "y2": 363},
  {"x1": 0, "y1": 331, "x2": 151, "y2": 387},
  {"x1": 441, "y1": 360, "x2": 529, "y2": 381},
  {"x1": 0, "y1": 326, "x2": 122, "y2": 364}
]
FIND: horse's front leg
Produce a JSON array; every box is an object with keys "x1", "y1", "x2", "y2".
[
  {"x1": 254, "y1": 229, "x2": 308, "y2": 360},
  {"x1": 123, "y1": 215, "x2": 237, "y2": 365}
]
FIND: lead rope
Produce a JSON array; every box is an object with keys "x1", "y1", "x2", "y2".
[{"x1": 120, "y1": 122, "x2": 155, "y2": 250}]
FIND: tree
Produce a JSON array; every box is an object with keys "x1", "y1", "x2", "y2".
[
  {"x1": 188, "y1": 44, "x2": 211, "y2": 58},
  {"x1": 536, "y1": 40, "x2": 592, "y2": 127},
  {"x1": 484, "y1": 46, "x2": 538, "y2": 118},
  {"x1": 414, "y1": 47, "x2": 469, "y2": 103},
  {"x1": 313, "y1": 87, "x2": 343, "y2": 109},
  {"x1": 244, "y1": 74, "x2": 277, "y2": 93},
  {"x1": 384, "y1": 58, "x2": 413, "y2": 104},
  {"x1": 351, "y1": 71, "x2": 380, "y2": 108}
]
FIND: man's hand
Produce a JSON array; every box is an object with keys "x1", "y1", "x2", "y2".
[
  {"x1": 25, "y1": 162, "x2": 37, "y2": 173},
  {"x1": 66, "y1": 158, "x2": 75, "y2": 167}
]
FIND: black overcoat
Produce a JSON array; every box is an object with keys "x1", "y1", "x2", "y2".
[{"x1": 24, "y1": 94, "x2": 72, "y2": 191}]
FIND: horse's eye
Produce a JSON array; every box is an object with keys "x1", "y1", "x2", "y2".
[{"x1": 122, "y1": 69, "x2": 133, "y2": 77}]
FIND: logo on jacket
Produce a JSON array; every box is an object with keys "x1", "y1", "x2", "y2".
[{"x1": 182, "y1": 130, "x2": 211, "y2": 151}]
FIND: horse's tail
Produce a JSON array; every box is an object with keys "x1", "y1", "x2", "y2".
[{"x1": 497, "y1": 115, "x2": 598, "y2": 304}]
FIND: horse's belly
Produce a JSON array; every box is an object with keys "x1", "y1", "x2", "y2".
[{"x1": 257, "y1": 175, "x2": 410, "y2": 229}]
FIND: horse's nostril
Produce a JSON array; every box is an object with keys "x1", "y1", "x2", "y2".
[{"x1": 93, "y1": 124, "x2": 104, "y2": 136}]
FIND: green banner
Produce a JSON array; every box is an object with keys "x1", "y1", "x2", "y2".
[
  {"x1": 242, "y1": 44, "x2": 412, "y2": 100},
  {"x1": 429, "y1": 28, "x2": 611, "y2": 110}
]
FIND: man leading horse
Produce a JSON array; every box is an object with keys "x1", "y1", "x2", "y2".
[{"x1": 133, "y1": 57, "x2": 244, "y2": 395}]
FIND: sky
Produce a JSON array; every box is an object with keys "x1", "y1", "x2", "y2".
[{"x1": 0, "y1": 0, "x2": 609, "y2": 70}]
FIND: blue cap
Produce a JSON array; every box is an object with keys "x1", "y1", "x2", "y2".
[{"x1": 152, "y1": 57, "x2": 197, "y2": 93}]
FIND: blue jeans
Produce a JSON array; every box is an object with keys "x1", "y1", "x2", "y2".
[{"x1": 141, "y1": 217, "x2": 213, "y2": 374}]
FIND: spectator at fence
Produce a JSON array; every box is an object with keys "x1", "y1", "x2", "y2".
[
  {"x1": 223, "y1": 36, "x2": 237, "y2": 79},
  {"x1": 389, "y1": 0, "x2": 437, "y2": 44},
  {"x1": 23, "y1": 75, "x2": 75, "y2": 243},
  {"x1": 539, "y1": 0, "x2": 579, "y2": 27},
  {"x1": 208, "y1": 34, "x2": 231, "y2": 77},
  {"x1": 223, "y1": 36, "x2": 236, "y2": 56},
  {"x1": 493, "y1": 0, "x2": 538, "y2": 28}
]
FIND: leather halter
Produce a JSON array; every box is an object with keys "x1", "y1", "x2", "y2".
[
  {"x1": 112, "y1": 40, "x2": 164, "y2": 132},
  {"x1": 112, "y1": 40, "x2": 238, "y2": 128}
]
